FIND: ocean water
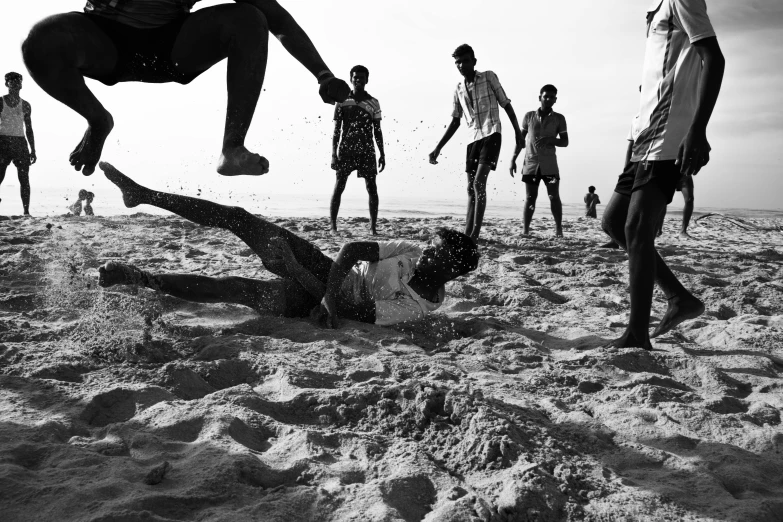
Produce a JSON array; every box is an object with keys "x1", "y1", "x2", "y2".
[{"x1": 3, "y1": 184, "x2": 783, "y2": 221}]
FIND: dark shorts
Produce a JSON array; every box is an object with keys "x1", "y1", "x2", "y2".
[
  {"x1": 335, "y1": 150, "x2": 378, "y2": 179},
  {"x1": 0, "y1": 136, "x2": 30, "y2": 168},
  {"x1": 80, "y1": 12, "x2": 203, "y2": 85},
  {"x1": 522, "y1": 166, "x2": 559, "y2": 189},
  {"x1": 614, "y1": 160, "x2": 682, "y2": 204},
  {"x1": 466, "y1": 132, "x2": 502, "y2": 173}
]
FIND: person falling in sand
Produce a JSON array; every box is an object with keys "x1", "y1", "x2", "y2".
[
  {"x1": 330, "y1": 65, "x2": 385, "y2": 236},
  {"x1": 21, "y1": 0, "x2": 350, "y2": 177},
  {"x1": 97, "y1": 162, "x2": 479, "y2": 328},
  {"x1": 584, "y1": 186, "x2": 600, "y2": 218},
  {"x1": 601, "y1": 0, "x2": 725, "y2": 349},
  {"x1": 0, "y1": 72, "x2": 36, "y2": 216},
  {"x1": 510, "y1": 85, "x2": 569, "y2": 237},
  {"x1": 656, "y1": 174, "x2": 695, "y2": 239},
  {"x1": 429, "y1": 44, "x2": 523, "y2": 241}
]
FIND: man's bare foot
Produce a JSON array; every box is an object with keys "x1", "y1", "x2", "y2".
[
  {"x1": 600, "y1": 240, "x2": 620, "y2": 249},
  {"x1": 98, "y1": 261, "x2": 139, "y2": 287},
  {"x1": 678, "y1": 231, "x2": 693, "y2": 240},
  {"x1": 606, "y1": 328, "x2": 653, "y2": 350},
  {"x1": 70, "y1": 113, "x2": 114, "y2": 176},
  {"x1": 651, "y1": 294, "x2": 705, "y2": 338},
  {"x1": 99, "y1": 162, "x2": 146, "y2": 208},
  {"x1": 555, "y1": 227, "x2": 563, "y2": 237},
  {"x1": 217, "y1": 146, "x2": 270, "y2": 176}
]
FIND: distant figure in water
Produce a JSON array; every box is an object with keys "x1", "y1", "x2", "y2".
[
  {"x1": 22, "y1": 0, "x2": 350, "y2": 177},
  {"x1": 601, "y1": 0, "x2": 724, "y2": 349},
  {"x1": 330, "y1": 65, "x2": 385, "y2": 235},
  {"x1": 68, "y1": 189, "x2": 89, "y2": 215},
  {"x1": 0, "y1": 72, "x2": 37, "y2": 215},
  {"x1": 98, "y1": 162, "x2": 479, "y2": 328},
  {"x1": 584, "y1": 186, "x2": 600, "y2": 218},
  {"x1": 84, "y1": 191, "x2": 95, "y2": 216},
  {"x1": 656, "y1": 174, "x2": 695, "y2": 239},
  {"x1": 429, "y1": 44, "x2": 523, "y2": 241}
]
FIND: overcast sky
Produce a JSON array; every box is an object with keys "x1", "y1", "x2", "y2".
[{"x1": 1, "y1": 0, "x2": 782, "y2": 214}]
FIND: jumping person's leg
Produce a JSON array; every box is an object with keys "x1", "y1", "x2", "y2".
[
  {"x1": 544, "y1": 178, "x2": 563, "y2": 237},
  {"x1": 101, "y1": 162, "x2": 334, "y2": 281},
  {"x1": 22, "y1": 13, "x2": 117, "y2": 176},
  {"x1": 467, "y1": 163, "x2": 491, "y2": 240},
  {"x1": 364, "y1": 176, "x2": 379, "y2": 235},
  {"x1": 330, "y1": 173, "x2": 349, "y2": 233},
  {"x1": 680, "y1": 180, "x2": 694, "y2": 238},
  {"x1": 523, "y1": 177, "x2": 540, "y2": 235},
  {"x1": 171, "y1": 4, "x2": 270, "y2": 176}
]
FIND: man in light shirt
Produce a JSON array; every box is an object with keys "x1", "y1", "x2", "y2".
[
  {"x1": 602, "y1": 0, "x2": 725, "y2": 349},
  {"x1": 0, "y1": 72, "x2": 37, "y2": 215}
]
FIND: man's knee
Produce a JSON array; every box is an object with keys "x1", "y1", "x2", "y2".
[
  {"x1": 224, "y1": 3, "x2": 269, "y2": 37},
  {"x1": 23, "y1": 14, "x2": 77, "y2": 66}
]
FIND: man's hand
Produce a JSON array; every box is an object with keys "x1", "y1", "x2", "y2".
[
  {"x1": 676, "y1": 128, "x2": 711, "y2": 175},
  {"x1": 29, "y1": 150, "x2": 37, "y2": 165},
  {"x1": 319, "y1": 76, "x2": 350, "y2": 105},
  {"x1": 535, "y1": 136, "x2": 556, "y2": 148},
  {"x1": 428, "y1": 148, "x2": 441, "y2": 165},
  {"x1": 509, "y1": 156, "x2": 518, "y2": 178},
  {"x1": 316, "y1": 294, "x2": 339, "y2": 329},
  {"x1": 378, "y1": 155, "x2": 386, "y2": 172}
]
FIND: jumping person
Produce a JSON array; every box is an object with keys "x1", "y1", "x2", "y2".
[
  {"x1": 0, "y1": 72, "x2": 36, "y2": 215},
  {"x1": 98, "y1": 162, "x2": 479, "y2": 327},
  {"x1": 21, "y1": 0, "x2": 350, "y2": 177},
  {"x1": 428, "y1": 44, "x2": 523, "y2": 241},
  {"x1": 601, "y1": 0, "x2": 725, "y2": 349},
  {"x1": 510, "y1": 85, "x2": 569, "y2": 236},
  {"x1": 330, "y1": 65, "x2": 385, "y2": 235}
]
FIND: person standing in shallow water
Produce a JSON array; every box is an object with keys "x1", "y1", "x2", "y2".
[
  {"x1": 21, "y1": 0, "x2": 349, "y2": 177},
  {"x1": 584, "y1": 186, "x2": 600, "y2": 218},
  {"x1": 429, "y1": 44, "x2": 523, "y2": 242},
  {"x1": 0, "y1": 72, "x2": 36, "y2": 216},
  {"x1": 510, "y1": 85, "x2": 569, "y2": 236},
  {"x1": 601, "y1": 0, "x2": 725, "y2": 349},
  {"x1": 330, "y1": 65, "x2": 385, "y2": 235}
]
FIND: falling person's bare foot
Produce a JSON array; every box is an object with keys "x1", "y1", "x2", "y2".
[
  {"x1": 100, "y1": 162, "x2": 146, "y2": 208},
  {"x1": 217, "y1": 146, "x2": 270, "y2": 176}
]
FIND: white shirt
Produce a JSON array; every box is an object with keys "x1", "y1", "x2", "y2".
[
  {"x1": 631, "y1": 0, "x2": 716, "y2": 163},
  {"x1": 341, "y1": 240, "x2": 445, "y2": 326}
]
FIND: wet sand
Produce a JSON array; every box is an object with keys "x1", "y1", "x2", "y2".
[{"x1": 1, "y1": 213, "x2": 782, "y2": 521}]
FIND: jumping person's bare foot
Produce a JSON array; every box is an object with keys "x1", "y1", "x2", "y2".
[
  {"x1": 600, "y1": 240, "x2": 620, "y2": 249},
  {"x1": 606, "y1": 328, "x2": 654, "y2": 350},
  {"x1": 99, "y1": 162, "x2": 146, "y2": 208},
  {"x1": 651, "y1": 293, "x2": 705, "y2": 338},
  {"x1": 217, "y1": 146, "x2": 270, "y2": 176},
  {"x1": 70, "y1": 113, "x2": 114, "y2": 176}
]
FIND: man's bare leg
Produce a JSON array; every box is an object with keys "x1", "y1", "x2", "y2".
[
  {"x1": 365, "y1": 177, "x2": 379, "y2": 235},
  {"x1": 329, "y1": 174, "x2": 349, "y2": 234},
  {"x1": 602, "y1": 190, "x2": 704, "y2": 347},
  {"x1": 466, "y1": 164, "x2": 491, "y2": 240},
  {"x1": 546, "y1": 180, "x2": 563, "y2": 237},
  {"x1": 100, "y1": 162, "x2": 331, "y2": 280},
  {"x1": 172, "y1": 4, "x2": 270, "y2": 176},
  {"x1": 523, "y1": 181, "x2": 538, "y2": 235},
  {"x1": 679, "y1": 183, "x2": 695, "y2": 239},
  {"x1": 22, "y1": 14, "x2": 116, "y2": 176},
  {"x1": 18, "y1": 164, "x2": 31, "y2": 215},
  {"x1": 99, "y1": 262, "x2": 285, "y2": 313}
]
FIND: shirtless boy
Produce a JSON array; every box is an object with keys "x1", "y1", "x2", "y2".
[
  {"x1": 0, "y1": 73, "x2": 36, "y2": 215},
  {"x1": 22, "y1": 0, "x2": 349, "y2": 177},
  {"x1": 97, "y1": 162, "x2": 479, "y2": 328}
]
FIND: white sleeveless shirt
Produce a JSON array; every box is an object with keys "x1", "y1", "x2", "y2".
[{"x1": 0, "y1": 97, "x2": 25, "y2": 137}]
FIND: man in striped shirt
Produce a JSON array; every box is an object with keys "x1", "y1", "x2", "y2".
[
  {"x1": 429, "y1": 44, "x2": 523, "y2": 241},
  {"x1": 21, "y1": 0, "x2": 349, "y2": 177},
  {"x1": 601, "y1": 0, "x2": 725, "y2": 350}
]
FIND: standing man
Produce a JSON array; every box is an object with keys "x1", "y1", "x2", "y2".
[
  {"x1": 584, "y1": 186, "x2": 600, "y2": 218},
  {"x1": 0, "y1": 72, "x2": 36, "y2": 216},
  {"x1": 429, "y1": 44, "x2": 523, "y2": 241},
  {"x1": 655, "y1": 175, "x2": 695, "y2": 238},
  {"x1": 601, "y1": 0, "x2": 725, "y2": 349},
  {"x1": 330, "y1": 65, "x2": 385, "y2": 235},
  {"x1": 510, "y1": 85, "x2": 569, "y2": 237},
  {"x1": 22, "y1": 0, "x2": 349, "y2": 177}
]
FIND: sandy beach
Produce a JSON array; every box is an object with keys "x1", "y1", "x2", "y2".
[{"x1": 1, "y1": 212, "x2": 782, "y2": 521}]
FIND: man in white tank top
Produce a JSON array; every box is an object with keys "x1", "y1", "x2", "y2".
[{"x1": 0, "y1": 72, "x2": 36, "y2": 216}]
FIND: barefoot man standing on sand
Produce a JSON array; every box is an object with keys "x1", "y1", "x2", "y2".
[
  {"x1": 601, "y1": 0, "x2": 724, "y2": 349},
  {"x1": 21, "y1": 0, "x2": 349, "y2": 177},
  {"x1": 429, "y1": 44, "x2": 523, "y2": 241},
  {"x1": 0, "y1": 73, "x2": 36, "y2": 215}
]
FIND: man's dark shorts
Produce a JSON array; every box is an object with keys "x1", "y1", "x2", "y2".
[
  {"x1": 335, "y1": 152, "x2": 378, "y2": 179},
  {"x1": 522, "y1": 166, "x2": 559, "y2": 191},
  {"x1": 0, "y1": 136, "x2": 30, "y2": 168},
  {"x1": 614, "y1": 160, "x2": 682, "y2": 204},
  {"x1": 80, "y1": 12, "x2": 204, "y2": 85},
  {"x1": 466, "y1": 132, "x2": 502, "y2": 174}
]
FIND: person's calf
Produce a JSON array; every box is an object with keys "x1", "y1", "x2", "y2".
[{"x1": 99, "y1": 262, "x2": 157, "y2": 288}]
